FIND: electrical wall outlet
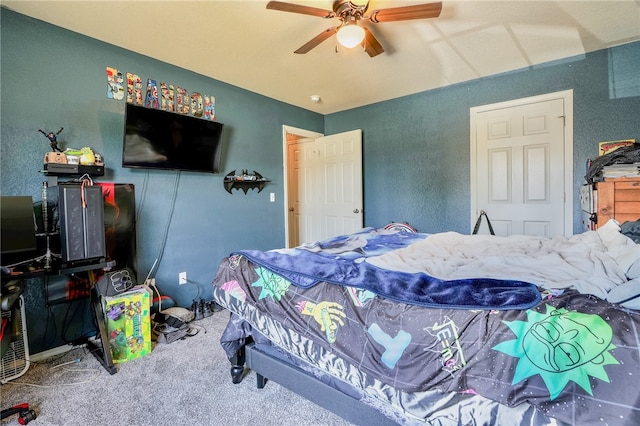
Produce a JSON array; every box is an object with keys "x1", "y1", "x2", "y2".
[{"x1": 179, "y1": 272, "x2": 187, "y2": 285}]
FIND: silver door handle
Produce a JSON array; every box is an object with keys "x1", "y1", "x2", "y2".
[{"x1": 353, "y1": 209, "x2": 360, "y2": 214}]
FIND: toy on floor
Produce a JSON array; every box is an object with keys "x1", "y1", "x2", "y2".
[{"x1": 1, "y1": 403, "x2": 37, "y2": 424}]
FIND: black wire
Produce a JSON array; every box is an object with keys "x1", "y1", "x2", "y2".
[
  {"x1": 156, "y1": 171, "x2": 181, "y2": 267},
  {"x1": 60, "y1": 298, "x2": 98, "y2": 344},
  {"x1": 43, "y1": 274, "x2": 96, "y2": 346},
  {"x1": 43, "y1": 275, "x2": 60, "y2": 348},
  {"x1": 146, "y1": 171, "x2": 181, "y2": 300},
  {"x1": 135, "y1": 170, "x2": 150, "y2": 225},
  {"x1": 60, "y1": 299, "x2": 81, "y2": 343},
  {"x1": 43, "y1": 305, "x2": 59, "y2": 348}
]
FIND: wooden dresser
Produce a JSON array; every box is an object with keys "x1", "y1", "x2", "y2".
[{"x1": 595, "y1": 177, "x2": 640, "y2": 228}]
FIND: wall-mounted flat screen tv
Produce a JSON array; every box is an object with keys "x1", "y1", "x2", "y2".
[{"x1": 122, "y1": 103, "x2": 224, "y2": 173}]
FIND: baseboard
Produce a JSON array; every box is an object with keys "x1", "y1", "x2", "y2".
[
  {"x1": 29, "y1": 336, "x2": 98, "y2": 363},
  {"x1": 29, "y1": 344, "x2": 75, "y2": 363}
]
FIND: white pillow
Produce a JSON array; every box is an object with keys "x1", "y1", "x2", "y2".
[
  {"x1": 627, "y1": 256, "x2": 640, "y2": 280},
  {"x1": 607, "y1": 278, "x2": 640, "y2": 309}
]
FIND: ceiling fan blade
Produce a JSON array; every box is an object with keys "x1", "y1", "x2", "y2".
[
  {"x1": 294, "y1": 28, "x2": 338, "y2": 54},
  {"x1": 362, "y1": 27, "x2": 384, "y2": 57},
  {"x1": 368, "y1": 2, "x2": 442, "y2": 23},
  {"x1": 266, "y1": 1, "x2": 335, "y2": 19}
]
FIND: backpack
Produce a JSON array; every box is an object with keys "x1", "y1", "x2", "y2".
[{"x1": 151, "y1": 307, "x2": 197, "y2": 343}]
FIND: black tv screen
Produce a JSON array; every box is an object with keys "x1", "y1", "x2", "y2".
[{"x1": 122, "y1": 103, "x2": 224, "y2": 173}]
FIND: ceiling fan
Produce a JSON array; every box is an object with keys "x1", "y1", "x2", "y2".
[{"x1": 266, "y1": 0, "x2": 443, "y2": 57}]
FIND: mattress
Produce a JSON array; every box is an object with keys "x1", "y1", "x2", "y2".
[{"x1": 212, "y1": 223, "x2": 640, "y2": 425}]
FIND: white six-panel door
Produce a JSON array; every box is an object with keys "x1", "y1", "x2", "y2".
[
  {"x1": 318, "y1": 130, "x2": 363, "y2": 240},
  {"x1": 286, "y1": 128, "x2": 363, "y2": 246},
  {"x1": 471, "y1": 91, "x2": 573, "y2": 237}
]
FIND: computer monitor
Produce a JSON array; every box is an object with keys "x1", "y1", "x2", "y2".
[{"x1": 1, "y1": 196, "x2": 37, "y2": 257}]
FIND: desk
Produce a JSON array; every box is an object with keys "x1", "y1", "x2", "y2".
[
  {"x1": 3, "y1": 260, "x2": 118, "y2": 375},
  {"x1": 86, "y1": 282, "x2": 117, "y2": 374},
  {"x1": 62, "y1": 261, "x2": 118, "y2": 375}
]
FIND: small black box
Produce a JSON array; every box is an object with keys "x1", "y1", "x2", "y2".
[
  {"x1": 44, "y1": 164, "x2": 105, "y2": 176},
  {"x1": 45, "y1": 163, "x2": 79, "y2": 174}
]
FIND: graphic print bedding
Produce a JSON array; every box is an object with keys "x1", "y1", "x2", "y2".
[{"x1": 212, "y1": 225, "x2": 640, "y2": 425}]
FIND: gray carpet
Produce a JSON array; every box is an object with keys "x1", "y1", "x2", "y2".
[{"x1": 0, "y1": 311, "x2": 353, "y2": 426}]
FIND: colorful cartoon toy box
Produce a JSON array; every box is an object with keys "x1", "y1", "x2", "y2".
[{"x1": 102, "y1": 286, "x2": 151, "y2": 363}]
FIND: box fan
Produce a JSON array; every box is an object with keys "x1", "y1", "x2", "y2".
[{"x1": 1, "y1": 296, "x2": 30, "y2": 383}]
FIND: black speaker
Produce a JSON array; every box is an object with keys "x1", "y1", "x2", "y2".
[
  {"x1": 58, "y1": 184, "x2": 106, "y2": 263},
  {"x1": 83, "y1": 187, "x2": 106, "y2": 259}
]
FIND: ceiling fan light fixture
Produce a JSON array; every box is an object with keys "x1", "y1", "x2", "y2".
[{"x1": 336, "y1": 23, "x2": 365, "y2": 48}]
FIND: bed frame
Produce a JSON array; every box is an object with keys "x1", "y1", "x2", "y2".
[{"x1": 229, "y1": 342, "x2": 398, "y2": 425}]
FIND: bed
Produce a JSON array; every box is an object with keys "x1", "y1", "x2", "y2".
[{"x1": 211, "y1": 220, "x2": 640, "y2": 425}]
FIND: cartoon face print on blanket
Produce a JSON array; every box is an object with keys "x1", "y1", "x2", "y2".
[
  {"x1": 493, "y1": 304, "x2": 618, "y2": 400},
  {"x1": 458, "y1": 293, "x2": 639, "y2": 426}
]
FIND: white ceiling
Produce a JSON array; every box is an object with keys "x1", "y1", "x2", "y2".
[{"x1": 2, "y1": 0, "x2": 639, "y2": 114}]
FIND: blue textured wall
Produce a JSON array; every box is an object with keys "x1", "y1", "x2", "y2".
[
  {"x1": 326, "y1": 42, "x2": 640, "y2": 234},
  {"x1": 2, "y1": 8, "x2": 639, "y2": 354},
  {"x1": 1, "y1": 9, "x2": 323, "y2": 353}
]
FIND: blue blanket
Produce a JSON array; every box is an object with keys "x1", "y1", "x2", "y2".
[{"x1": 234, "y1": 228, "x2": 541, "y2": 310}]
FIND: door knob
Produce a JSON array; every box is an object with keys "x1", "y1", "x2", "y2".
[
  {"x1": 289, "y1": 207, "x2": 294, "y2": 212},
  {"x1": 353, "y1": 209, "x2": 360, "y2": 214}
]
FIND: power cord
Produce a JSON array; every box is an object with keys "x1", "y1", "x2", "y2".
[
  {"x1": 135, "y1": 170, "x2": 150, "y2": 225},
  {"x1": 49, "y1": 358, "x2": 81, "y2": 369},
  {"x1": 4, "y1": 367, "x2": 101, "y2": 388},
  {"x1": 3, "y1": 348, "x2": 101, "y2": 388},
  {"x1": 155, "y1": 171, "x2": 181, "y2": 272}
]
